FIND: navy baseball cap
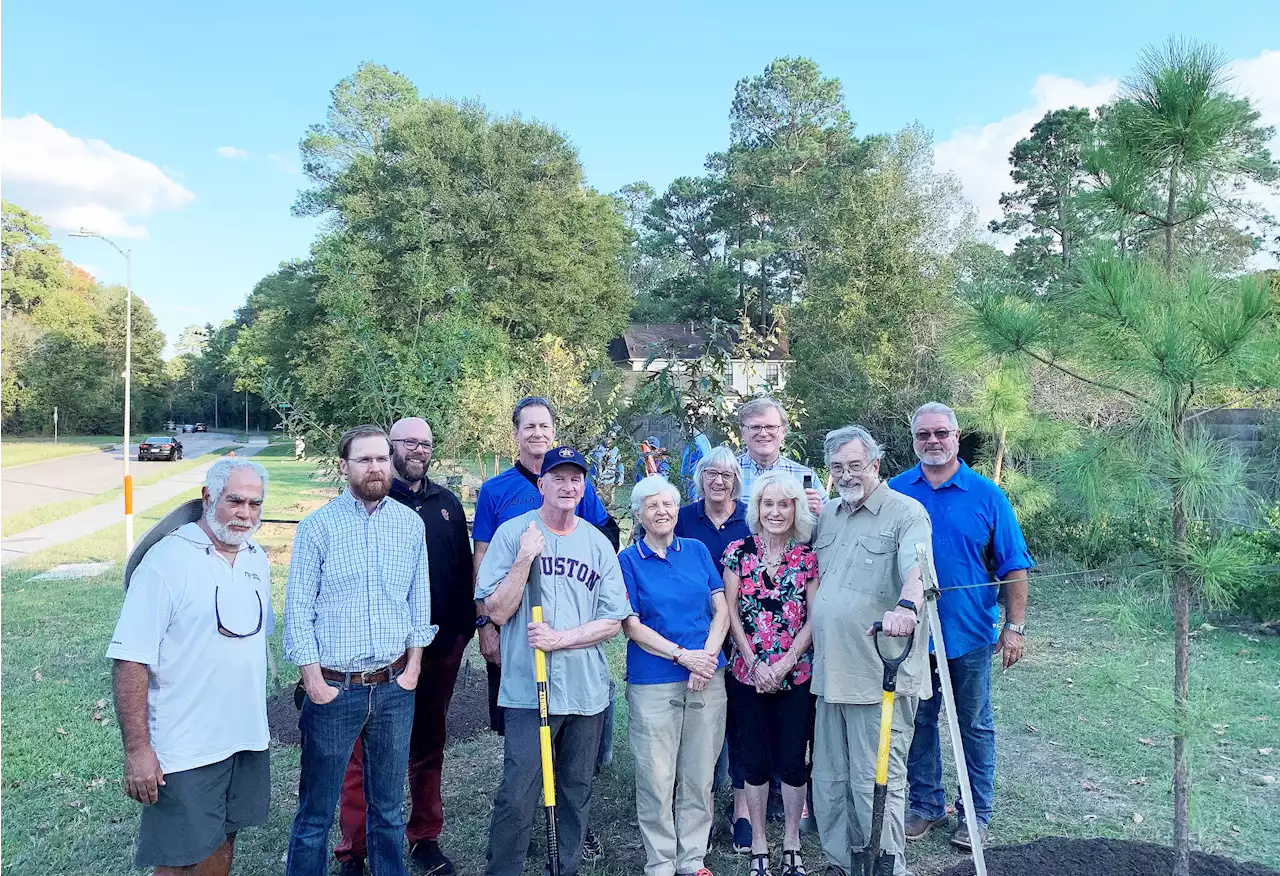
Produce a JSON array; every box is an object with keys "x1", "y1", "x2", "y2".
[{"x1": 542, "y1": 445, "x2": 589, "y2": 475}]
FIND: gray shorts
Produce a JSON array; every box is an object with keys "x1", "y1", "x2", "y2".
[{"x1": 136, "y1": 749, "x2": 270, "y2": 867}]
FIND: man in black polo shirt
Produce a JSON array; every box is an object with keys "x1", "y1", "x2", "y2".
[{"x1": 334, "y1": 417, "x2": 474, "y2": 876}]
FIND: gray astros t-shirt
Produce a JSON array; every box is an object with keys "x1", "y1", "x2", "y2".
[{"x1": 476, "y1": 510, "x2": 630, "y2": 716}]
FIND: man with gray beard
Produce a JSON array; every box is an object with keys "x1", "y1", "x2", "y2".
[
  {"x1": 809, "y1": 426, "x2": 935, "y2": 876},
  {"x1": 107, "y1": 458, "x2": 273, "y2": 876}
]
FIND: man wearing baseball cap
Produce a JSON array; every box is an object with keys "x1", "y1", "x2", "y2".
[{"x1": 475, "y1": 446, "x2": 631, "y2": 876}]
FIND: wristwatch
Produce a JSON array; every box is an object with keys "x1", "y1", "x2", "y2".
[
  {"x1": 475, "y1": 615, "x2": 493, "y2": 629},
  {"x1": 1003, "y1": 621, "x2": 1025, "y2": 635},
  {"x1": 896, "y1": 598, "x2": 918, "y2": 614},
  {"x1": 671, "y1": 646, "x2": 684, "y2": 664}
]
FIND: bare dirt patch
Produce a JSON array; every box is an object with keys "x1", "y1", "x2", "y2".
[{"x1": 939, "y1": 837, "x2": 1278, "y2": 876}]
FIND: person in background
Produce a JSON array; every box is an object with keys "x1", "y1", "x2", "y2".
[
  {"x1": 621, "y1": 474, "x2": 729, "y2": 876},
  {"x1": 471, "y1": 397, "x2": 620, "y2": 860},
  {"x1": 107, "y1": 459, "x2": 272, "y2": 876},
  {"x1": 594, "y1": 435, "x2": 623, "y2": 511},
  {"x1": 680, "y1": 427, "x2": 713, "y2": 499},
  {"x1": 809, "y1": 425, "x2": 933, "y2": 876},
  {"x1": 891, "y1": 402, "x2": 1033, "y2": 850},
  {"x1": 283, "y1": 425, "x2": 435, "y2": 876},
  {"x1": 723, "y1": 471, "x2": 819, "y2": 876},
  {"x1": 735, "y1": 397, "x2": 822, "y2": 519},
  {"x1": 673, "y1": 446, "x2": 753, "y2": 853},
  {"x1": 475, "y1": 447, "x2": 631, "y2": 876},
  {"x1": 333, "y1": 417, "x2": 474, "y2": 876}
]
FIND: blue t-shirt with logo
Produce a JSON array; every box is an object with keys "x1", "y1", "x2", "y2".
[
  {"x1": 889, "y1": 460, "x2": 1035, "y2": 658},
  {"x1": 473, "y1": 461, "x2": 613, "y2": 544},
  {"x1": 618, "y1": 536, "x2": 727, "y2": 685}
]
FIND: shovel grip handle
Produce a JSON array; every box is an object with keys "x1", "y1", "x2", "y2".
[{"x1": 870, "y1": 622, "x2": 914, "y2": 692}]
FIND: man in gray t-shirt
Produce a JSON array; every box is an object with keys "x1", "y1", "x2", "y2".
[{"x1": 475, "y1": 446, "x2": 630, "y2": 876}]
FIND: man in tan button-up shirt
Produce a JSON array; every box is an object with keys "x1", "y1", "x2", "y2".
[{"x1": 810, "y1": 425, "x2": 936, "y2": 876}]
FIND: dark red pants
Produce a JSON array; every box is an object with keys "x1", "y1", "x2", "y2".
[{"x1": 334, "y1": 633, "x2": 470, "y2": 863}]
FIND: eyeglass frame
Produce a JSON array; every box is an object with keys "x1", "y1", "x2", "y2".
[
  {"x1": 702, "y1": 469, "x2": 737, "y2": 484},
  {"x1": 215, "y1": 586, "x2": 264, "y2": 639},
  {"x1": 390, "y1": 438, "x2": 434, "y2": 451},
  {"x1": 829, "y1": 460, "x2": 876, "y2": 476},
  {"x1": 912, "y1": 428, "x2": 957, "y2": 442},
  {"x1": 744, "y1": 424, "x2": 784, "y2": 435}
]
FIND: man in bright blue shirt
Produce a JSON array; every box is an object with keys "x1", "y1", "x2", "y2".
[{"x1": 888, "y1": 402, "x2": 1033, "y2": 851}]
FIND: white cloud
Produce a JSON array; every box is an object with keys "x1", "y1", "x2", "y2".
[
  {"x1": 216, "y1": 145, "x2": 249, "y2": 159},
  {"x1": 935, "y1": 49, "x2": 1280, "y2": 268},
  {"x1": 934, "y1": 74, "x2": 1118, "y2": 239},
  {"x1": 0, "y1": 114, "x2": 194, "y2": 240}
]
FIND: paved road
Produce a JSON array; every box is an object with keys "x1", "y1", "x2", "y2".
[
  {"x1": 1, "y1": 437, "x2": 268, "y2": 565},
  {"x1": 1, "y1": 432, "x2": 242, "y2": 518}
]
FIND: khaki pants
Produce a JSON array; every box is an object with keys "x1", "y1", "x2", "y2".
[
  {"x1": 812, "y1": 696, "x2": 919, "y2": 876},
  {"x1": 597, "y1": 480, "x2": 617, "y2": 511},
  {"x1": 626, "y1": 671, "x2": 727, "y2": 876}
]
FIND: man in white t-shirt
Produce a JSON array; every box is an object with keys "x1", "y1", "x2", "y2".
[{"x1": 107, "y1": 458, "x2": 272, "y2": 875}]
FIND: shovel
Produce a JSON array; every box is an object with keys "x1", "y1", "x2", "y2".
[
  {"x1": 853, "y1": 620, "x2": 915, "y2": 876},
  {"x1": 527, "y1": 560, "x2": 561, "y2": 876}
]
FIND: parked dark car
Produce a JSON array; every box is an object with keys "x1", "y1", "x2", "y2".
[
  {"x1": 139, "y1": 436, "x2": 183, "y2": 462},
  {"x1": 193, "y1": 422, "x2": 207, "y2": 433}
]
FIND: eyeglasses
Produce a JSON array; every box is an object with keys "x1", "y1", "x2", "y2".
[
  {"x1": 703, "y1": 470, "x2": 736, "y2": 483},
  {"x1": 346, "y1": 455, "x2": 391, "y2": 466},
  {"x1": 913, "y1": 429, "x2": 956, "y2": 442},
  {"x1": 829, "y1": 461, "x2": 873, "y2": 476},
  {"x1": 391, "y1": 438, "x2": 434, "y2": 451},
  {"x1": 215, "y1": 587, "x2": 264, "y2": 639},
  {"x1": 745, "y1": 424, "x2": 783, "y2": 435}
]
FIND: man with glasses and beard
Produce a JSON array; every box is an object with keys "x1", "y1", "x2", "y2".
[
  {"x1": 333, "y1": 418, "x2": 473, "y2": 876},
  {"x1": 889, "y1": 403, "x2": 1033, "y2": 851},
  {"x1": 285, "y1": 425, "x2": 436, "y2": 876},
  {"x1": 107, "y1": 458, "x2": 272, "y2": 876}
]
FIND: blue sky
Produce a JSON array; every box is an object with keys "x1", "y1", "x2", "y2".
[{"x1": 3, "y1": 1, "x2": 1278, "y2": 353}]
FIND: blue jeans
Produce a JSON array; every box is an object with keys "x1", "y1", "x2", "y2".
[
  {"x1": 906, "y1": 645, "x2": 995, "y2": 826},
  {"x1": 287, "y1": 678, "x2": 416, "y2": 876}
]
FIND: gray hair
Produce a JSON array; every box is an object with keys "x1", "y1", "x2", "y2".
[
  {"x1": 693, "y1": 445, "x2": 744, "y2": 501},
  {"x1": 206, "y1": 457, "x2": 268, "y2": 505},
  {"x1": 737, "y1": 396, "x2": 789, "y2": 432},
  {"x1": 630, "y1": 474, "x2": 681, "y2": 518},
  {"x1": 745, "y1": 470, "x2": 814, "y2": 543},
  {"x1": 823, "y1": 425, "x2": 885, "y2": 465},
  {"x1": 512, "y1": 396, "x2": 557, "y2": 428},
  {"x1": 911, "y1": 401, "x2": 959, "y2": 432}
]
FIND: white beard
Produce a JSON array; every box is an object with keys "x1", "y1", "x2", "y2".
[
  {"x1": 838, "y1": 483, "x2": 865, "y2": 506},
  {"x1": 918, "y1": 448, "x2": 957, "y2": 466},
  {"x1": 205, "y1": 506, "x2": 260, "y2": 546}
]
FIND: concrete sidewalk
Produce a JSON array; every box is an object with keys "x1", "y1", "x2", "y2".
[{"x1": 1, "y1": 439, "x2": 269, "y2": 566}]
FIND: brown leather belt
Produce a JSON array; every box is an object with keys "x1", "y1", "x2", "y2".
[{"x1": 320, "y1": 653, "x2": 408, "y2": 686}]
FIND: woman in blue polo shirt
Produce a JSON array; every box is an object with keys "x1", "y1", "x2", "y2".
[{"x1": 620, "y1": 475, "x2": 729, "y2": 876}]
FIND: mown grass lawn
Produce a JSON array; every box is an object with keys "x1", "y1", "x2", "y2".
[
  {"x1": 2, "y1": 456, "x2": 1276, "y2": 875},
  {"x1": 1, "y1": 436, "x2": 122, "y2": 469}
]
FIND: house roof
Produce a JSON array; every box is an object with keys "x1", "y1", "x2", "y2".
[{"x1": 608, "y1": 323, "x2": 790, "y2": 363}]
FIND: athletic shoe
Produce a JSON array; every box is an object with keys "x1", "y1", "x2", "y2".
[
  {"x1": 338, "y1": 859, "x2": 366, "y2": 876},
  {"x1": 732, "y1": 817, "x2": 753, "y2": 854},
  {"x1": 410, "y1": 840, "x2": 455, "y2": 876}
]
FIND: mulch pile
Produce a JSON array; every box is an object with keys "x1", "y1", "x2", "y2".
[
  {"x1": 267, "y1": 656, "x2": 493, "y2": 748},
  {"x1": 940, "y1": 837, "x2": 1278, "y2": 876}
]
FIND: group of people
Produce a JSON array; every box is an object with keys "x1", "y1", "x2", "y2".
[{"x1": 107, "y1": 394, "x2": 1032, "y2": 876}]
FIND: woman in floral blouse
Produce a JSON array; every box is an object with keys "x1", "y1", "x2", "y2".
[{"x1": 723, "y1": 470, "x2": 820, "y2": 876}]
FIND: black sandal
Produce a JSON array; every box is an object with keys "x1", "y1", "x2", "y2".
[
  {"x1": 752, "y1": 853, "x2": 772, "y2": 876},
  {"x1": 781, "y1": 849, "x2": 806, "y2": 876}
]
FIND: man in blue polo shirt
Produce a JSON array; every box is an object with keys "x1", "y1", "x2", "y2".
[
  {"x1": 889, "y1": 402, "x2": 1033, "y2": 851},
  {"x1": 472, "y1": 396, "x2": 619, "y2": 861}
]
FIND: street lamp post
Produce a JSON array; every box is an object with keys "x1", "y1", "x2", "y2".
[{"x1": 70, "y1": 229, "x2": 134, "y2": 553}]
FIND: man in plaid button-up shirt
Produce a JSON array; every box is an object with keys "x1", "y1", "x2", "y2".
[
  {"x1": 736, "y1": 396, "x2": 824, "y2": 519},
  {"x1": 284, "y1": 425, "x2": 435, "y2": 876}
]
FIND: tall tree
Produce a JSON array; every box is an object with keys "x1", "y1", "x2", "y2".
[
  {"x1": 1087, "y1": 38, "x2": 1279, "y2": 271},
  {"x1": 990, "y1": 107, "x2": 1098, "y2": 287}
]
